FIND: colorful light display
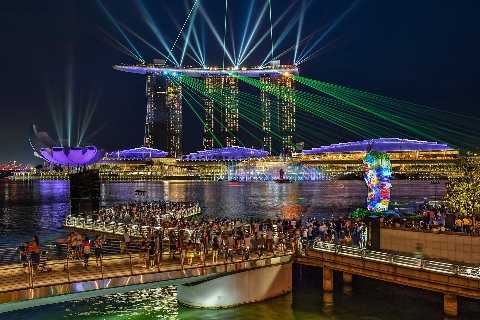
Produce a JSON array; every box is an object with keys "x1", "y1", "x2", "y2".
[{"x1": 363, "y1": 151, "x2": 391, "y2": 212}]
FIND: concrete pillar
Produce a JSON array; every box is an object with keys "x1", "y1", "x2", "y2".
[
  {"x1": 322, "y1": 292, "x2": 334, "y2": 316},
  {"x1": 323, "y1": 267, "x2": 333, "y2": 292},
  {"x1": 443, "y1": 293, "x2": 457, "y2": 317},
  {"x1": 342, "y1": 272, "x2": 353, "y2": 295},
  {"x1": 342, "y1": 272, "x2": 352, "y2": 284}
]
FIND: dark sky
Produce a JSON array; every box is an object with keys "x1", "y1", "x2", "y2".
[{"x1": 1, "y1": 0, "x2": 479, "y2": 164}]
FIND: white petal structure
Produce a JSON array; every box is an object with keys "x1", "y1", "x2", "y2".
[{"x1": 39, "y1": 146, "x2": 104, "y2": 166}]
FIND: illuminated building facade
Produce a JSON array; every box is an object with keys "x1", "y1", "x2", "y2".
[
  {"x1": 260, "y1": 71, "x2": 296, "y2": 155},
  {"x1": 145, "y1": 70, "x2": 182, "y2": 158},
  {"x1": 204, "y1": 75, "x2": 239, "y2": 149},
  {"x1": 114, "y1": 62, "x2": 299, "y2": 156}
]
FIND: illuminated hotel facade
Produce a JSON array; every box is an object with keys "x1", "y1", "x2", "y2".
[
  {"x1": 144, "y1": 69, "x2": 182, "y2": 158},
  {"x1": 260, "y1": 71, "x2": 296, "y2": 155},
  {"x1": 203, "y1": 75, "x2": 239, "y2": 149},
  {"x1": 113, "y1": 62, "x2": 299, "y2": 156}
]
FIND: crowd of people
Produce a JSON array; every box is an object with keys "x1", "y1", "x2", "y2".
[
  {"x1": 27, "y1": 199, "x2": 480, "y2": 270},
  {"x1": 63, "y1": 208, "x2": 371, "y2": 269},
  {"x1": 88, "y1": 200, "x2": 202, "y2": 230},
  {"x1": 380, "y1": 201, "x2": 480, "y2": 235}
]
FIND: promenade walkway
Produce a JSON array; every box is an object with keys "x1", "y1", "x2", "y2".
[{"x1": 0, "y1": 247, "x2": 292, "y2": 313}]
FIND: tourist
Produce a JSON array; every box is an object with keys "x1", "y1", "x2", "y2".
[
  {"x1": 123, "y1": 229, "x2": 131, "y2": 255},
  {"x1": 38, "y1": 251, "x2": 51, "y2": 272},
  {"x1": 226, "y1": 232, "x2": 235, "y2": 262},
  {"x1": 20, "y1": 242, "x2": 29, "y2": 268},
  {"x1": 29, "y1": 236, "x2": 40, "y2": 268},
  {"x1": 243, "y1": 231, "x2": 252, "y2": 260},
  {"x1": 76, "y1": 231, "x2": 83, "y2": 259},
  {"x1": 94, "y1": 234, "x2": 106, "y2": 266},
  {"x1": 148, "y1": 236, "x2": 156, "y2": 268},
  {"x1": 352, "y1": 223, "x2": 361, "y2": 248},
  {"x1": 83, "y1": 236, "x2": 91, "y2": 267},
  {"x1": 455, "y1": 216, "x2": 463, "y2": 232},
  {"x1": 266, "y1": 227, "x2": 274, "y2": 252},
  {"x1": 212, "y1": 236, "x2": 219, "y2": 263},
  {"x1": 198, "y1": 240, "x2": 205, "y2": 265},
  {"x1": 155, "y1": 230, "x2": 162, "y2": 265},
  {"x1": 169, "y1": 231, "x2": 177, "y2": 259},
  {"x1": 138, "y1": 239, "x2": 147, "y2": 267},
  {"x1": 186, "y1": 240, "x2": 195, "y2": 266},
  {"x1": 257, "y1": 233, "x2": 265, "y2": 258},
  {"x1": 69, "y1": 232, "x2": 78, "y2": 260}
]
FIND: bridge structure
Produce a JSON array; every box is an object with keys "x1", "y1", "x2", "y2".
[
  {"x1": 300, "y1": 241, "x2": 480, "y2": 317},
  {"x1": 0, "y1": 251, "x2": 293, "y2": 313},
  {"x1": 0, "y1": 232, "x2": 479, "y2": 316}
]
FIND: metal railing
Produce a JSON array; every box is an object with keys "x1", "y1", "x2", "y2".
[
  {"x1": 310, "y1": 239, "x2": 480, "y2": 279},
  {"x1": 0, "y1": 244, "x2": 290, "y2": 295}
]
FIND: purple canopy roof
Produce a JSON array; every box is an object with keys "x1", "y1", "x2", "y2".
[
  {"x1": 302, "y1": 138, "x2": 454, "y2": 154},
  {"x1": 105, "y1": 147, "x2": 168, "y2": 160},
  {"x1": 181, "y1": 146, "x2": 269, "y2": 161}
]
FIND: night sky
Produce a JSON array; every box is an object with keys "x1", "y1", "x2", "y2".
[{"x1": 1, "y1": 0, "x2": 479, "y2": 164}]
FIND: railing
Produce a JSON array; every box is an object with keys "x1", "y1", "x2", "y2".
[
  {"x1": 0, "y1": 243, "x2": 290, "y2": 295},
  {"x1": 310, "y1": 239, "x2": 480, "y2": 279},
  {"x1": 63, "y1": 206, "x2": 202, "y2": 238}
]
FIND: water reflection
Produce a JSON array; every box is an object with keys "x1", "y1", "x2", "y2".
[
  {"x1": 2, "y1": 179, "x2": 479, "y2": 319},
  {"x1": 0, "y1": 179, "x2": 446, "y2": 248}
]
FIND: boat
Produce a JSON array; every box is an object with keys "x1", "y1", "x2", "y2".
[
  {"x1": 274, "y1": 169, "x2": 292, "y2": 183},
  {"x1": 274, "y1": 178, "x2": 292, "y2": 183}
]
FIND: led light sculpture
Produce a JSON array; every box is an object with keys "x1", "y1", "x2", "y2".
[{"x1": 363, "y1": 151, "x2": 391, "y2": 212}]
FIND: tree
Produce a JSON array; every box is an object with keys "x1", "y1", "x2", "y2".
[{"x1": 444, "y1": 152, "x2": 480, "y2": 219}]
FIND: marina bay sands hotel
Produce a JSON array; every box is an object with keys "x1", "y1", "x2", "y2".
[{"x1": 113, "y1": 60, "x2": 299, "y2": 158}]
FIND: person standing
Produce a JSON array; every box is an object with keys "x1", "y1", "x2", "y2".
[
  {"x1": 266, "y1": 227, "x2": 274, "y2": 252},
  {"x1": 211, "y1": 236, "x2": 219, "y2": 263},
  {"x1": 186, "y1": 240, "x2": 195, "y2": 266},
  {"x1": 20, "y1": 242, "x2": 29, "y2": 268},
  {"x1": 138, "y1": 239, "x2": 147, "y2": 267},
  {"x1": 123, "y1": 230, "x2": 131, "y2": 255},
  {"x1": 257, "y1": 233, "x2": 266, "y2": 258},
  {"x1": 82, "y1": 236, "x2": 92, "y2": 267},
  {"x1": 29, "y1": 236, "x2": 40, "y2": 268},
  {"x1": 148, "y1": 236, "x2": 156, "y2": 268},
  {"x1": 226, "y1": 233, "x2": 235, "y2": 262},
  {"x1": 94, "y1": 234, "x2": 106, "y2": 266},
  {"x1": 243, "y1": 232, "x2": 251, "y2": 260}
]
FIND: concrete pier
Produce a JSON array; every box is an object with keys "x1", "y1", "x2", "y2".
[
  {"x1": 322, "y1": 266, "x2": 334, "y2": 291},
  {"x1": 343, "y1": 272, "x2": 352, "y2": 284},
  {"x1": 443, "y1": 293, "x2": 457, "y2": 317}
]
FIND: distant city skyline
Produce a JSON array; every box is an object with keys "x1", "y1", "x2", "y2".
[{"x1": 0, "y1": 1, "x2": 479, "y2": 164}]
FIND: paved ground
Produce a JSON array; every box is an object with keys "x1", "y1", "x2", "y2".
[{"x1": 0, "y1": 248, "x2": 288, "y2": 294}]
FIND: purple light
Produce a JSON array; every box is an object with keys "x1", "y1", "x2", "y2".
[
  {"x1": 104, "y1": 147, "x2": 168, "y2": 160},
  {"x1": 302, "y1": 138, "x2": 454, "y2": 154},
  {"x1": 39, "y1": 146, "x2": 104, "y2": 166},
  {"x1": 181, "y1": 146, "x2": 268, "y2": 161}
]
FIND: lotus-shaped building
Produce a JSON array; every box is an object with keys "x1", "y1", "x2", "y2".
[{"x1": 29, "y1": 124, "x2": 105, "y2": 166}]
